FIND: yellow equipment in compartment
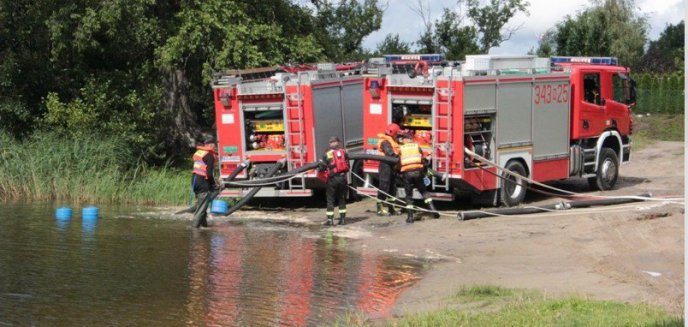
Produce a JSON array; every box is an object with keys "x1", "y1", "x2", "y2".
[
  {"x1": 253, "y1": 120, "x2": 284, "y2": 132},
  {"x1": 402, "y1": 114, "x2": 431, "y2": 128}
]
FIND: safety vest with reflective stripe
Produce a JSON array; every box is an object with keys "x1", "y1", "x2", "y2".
[
  {"x1": 377, "y1": 133, "x2": 400, "y2": 156},
  {"x1": 399, "y1": 143, "x2": 424, "y2": 172},
  {"x1": 192, "y1": 148, "x2": 215, "y2": 179}
]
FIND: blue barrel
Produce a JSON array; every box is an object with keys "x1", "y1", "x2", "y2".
[
  {"x1": 82, "y1": 206, "x2": 99, "y2": 219},
  {"x1": 210, "y1": 200, "x2": 229, "y2": 215},
  {"x1": 55, "y1": 207, "x2": 72, "y2": 220}
]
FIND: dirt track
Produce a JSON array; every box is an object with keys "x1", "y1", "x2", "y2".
[
  {"x1": 172, "y1": 141, "x2": 684, "y2": 316},
  {"x1": 367, "y1": 141, "x2": 685, "y2": 316}
]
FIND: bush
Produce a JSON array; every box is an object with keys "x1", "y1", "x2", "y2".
[{"x1": 633, "y1": 72, "x2": 684, "y2": 114}]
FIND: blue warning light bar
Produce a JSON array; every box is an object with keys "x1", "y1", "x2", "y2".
[
  {"x1": 550, "y1": 56, "x2": 619, "y2": 66},
  {"x1": 384, "y1": 54, "x2": 445, "y2": 63}
]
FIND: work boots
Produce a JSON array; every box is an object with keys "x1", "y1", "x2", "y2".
[
  {"x1": 324, "y1": 216, "x2": 334, "y2": 226},
  {"x1": 376, "y1": 202, "x2": 388, "y2": 216},
  {"x1": 387, "y1": 205, "x2": 397, "y2": 216},
  {"x1": 338, "y1": 214, "x2": 346, "y2": 226},
  {"x1": 405, "y1": 206, "x2": 414, "y2": 223},
  {"x1": 427, "y1": 201, "x2": 440, "y2": 219}
]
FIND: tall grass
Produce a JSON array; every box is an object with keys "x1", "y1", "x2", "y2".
[{"x1": 0, "y1": 132, "x2": 188, "y2": 205}]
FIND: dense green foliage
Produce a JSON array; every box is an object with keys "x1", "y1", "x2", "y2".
[
  {"x1": 332, "y1": 285, "x2": 683, "y2": 327},
  {"x1": 636, "y1": 21, "x2": 685, "y2": 73},
  {"x1": 0, "y1": 0, "x2": 384, "y2": 162},
  {"x1": 311, "y1": 0, "x2": 384, "y2": 61},
  {"x1": 633, "y1": 72, "x2": 684, "y2": 114},
  {"x1": 375, "y1": 34, "x2": 412, "y2": 55},
  {"x1": 536, "y1": 0, "x2": 648, "y2": 68}
]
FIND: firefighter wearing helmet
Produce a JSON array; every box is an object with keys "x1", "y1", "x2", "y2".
[
  {"x1": 191, "y1": 137, "x2": 219, "y2": 228},
  {"x1": 398, "y1": 132, "x2": 440, "y2": 223},
  {"x1": 318, "y1": 136, "x2": 350, "y2": 226},
  {"x1": 376, "y1": 123, "x2": 401, "y2": 216}
]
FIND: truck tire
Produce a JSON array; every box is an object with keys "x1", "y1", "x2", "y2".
[
  {"x1": 588, "y1": 147, "x2": 618, "y2": 191},
  {"x1": 500, "y1": 160, "x2": 527, "y2": 207}
]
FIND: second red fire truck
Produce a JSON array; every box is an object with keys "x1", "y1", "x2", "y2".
[{"x1": 359, "y1": 54, "x2": 635, "y2": 206}]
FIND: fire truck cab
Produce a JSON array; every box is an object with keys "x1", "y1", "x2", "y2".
[
  {"x1": 359, "y1": 54, "x2": 635, "y2": 206},
  {"x1": 211, "y1": 64, "x2": 365, "y2": 198}
]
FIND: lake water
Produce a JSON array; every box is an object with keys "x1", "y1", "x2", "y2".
[{"x1": 0, "y1": 203, "x2": 424, "y2": 326}]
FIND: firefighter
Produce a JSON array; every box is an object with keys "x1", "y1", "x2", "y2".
[
  {"x1": 376, "y1": 123, "x2": 401, "y2": 216},
  {"x1": 191, "y1": 138, "x2": 219, "y2": 228},
  {"x1": 319, "y1": 136, "x2": 350, "y2": 226},
  {"x1": 398, "y1": 133, "x2": 440, "y2": 223}
]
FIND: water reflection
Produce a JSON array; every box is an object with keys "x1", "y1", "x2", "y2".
[
  {"x1": 184, "y1": 225, "x2": 423, "y2": 326},
  {"x1": 0, "y1": 205, "x2": 424, "y2": 326},
  {"x1": 82, "y1": 217, "x2": 98, "y2": 235},
  {"x1": 55, "y1": 218, "x2": 69, "y2": 231}
]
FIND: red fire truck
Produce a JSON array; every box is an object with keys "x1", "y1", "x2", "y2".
[
  {"x1": 211, "y1": 64, "x2": 365, "y2": 197},
  {"x1": 359, "y1": 54, "x2": 635, "y2": 206}
]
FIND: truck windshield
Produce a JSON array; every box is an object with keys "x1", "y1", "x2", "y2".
[{"x1": 613, "y1": 73, "x2": 630, "y2": 104}]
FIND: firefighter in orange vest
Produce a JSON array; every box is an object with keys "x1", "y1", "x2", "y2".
[
  {"x1": 318, "y1": 136, "x2": 350, "y2": 226},
  {"x1": 398, "y1": 133, "x2": 439, "y2": 223},
  {"x1": 376, "y1": 123, "x2": 401, "y2": 216},
  {"x1": 191, "y1": 138, "x2": 219, "y2": 228}
]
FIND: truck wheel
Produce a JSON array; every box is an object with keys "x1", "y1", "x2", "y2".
[
  {"x1": 588, "y1": 147, "x2": 618, "y2": 191},
  {"x1": 500, "y1": 161, "x2": 527, "y2": 207}
]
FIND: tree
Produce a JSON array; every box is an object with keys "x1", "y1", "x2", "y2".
[
  {"x1": 410, "y1": 0, "x2": 438, "y2": 53},
  {"x1": 636, "y1": 21, "x2": 684, "y2": 73},
  {"x1": 411, "y1": 0, "x2": 527, "y2": 59},
  {"x1": 157, "y1": 0, "x2": 324, "y2": 152},
  {"x1": 375, "y1": 33, "x2": 411, "y2": 55},
  {"x1": 434, "y1": 8, "x2": 480, "y2": 60},
  {"x1": 0, "y1": 0, "x2": 57, "y2": 137},
  {"x1": 535, "y1": 30, "x2": 556, "y2": 57},
  {"x1": 536, "y1": 0, "x2": 647, "y2": 68},
  {"x1": 466, "y1": 0, "x2": 529, "y2": 53},
  {"x1": 310, "y1": 0, "x2": 385, "y2": 61}
]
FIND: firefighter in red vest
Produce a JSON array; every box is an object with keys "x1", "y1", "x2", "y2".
[
  {"x1": 318, "y1": 136, "x2": 350, "y2": 226},
  {"x1": 376, "y1": 123, "x2": 401, "y2": 216},
  {"x1": 398, "y1": 133, "x2": 439, "y2": 223},
  {"x1": 191, "y1": 138, "x2": 219, "y2": 228}
]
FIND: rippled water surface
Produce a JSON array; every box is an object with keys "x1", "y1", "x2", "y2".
[{"x1": 0, "y1": 203, "x2": 424, "y2": 326}]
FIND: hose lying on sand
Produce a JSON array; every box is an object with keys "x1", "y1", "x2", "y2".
[{"x1": 457, "y1": 192, "x2": 653, "y2": 220}]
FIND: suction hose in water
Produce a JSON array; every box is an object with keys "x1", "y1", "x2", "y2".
[
  {"x1": 175, "y1": 161, "x2": 250, "y2": 215},
  {"x1": 457, "y1": 192, "x2": 653, "y2": 220},
  {"x1": 222, "y1": 160, "x2": 286, "y2": 216}
]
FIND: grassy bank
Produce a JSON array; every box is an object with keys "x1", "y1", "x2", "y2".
[
  {"x1": 334, "y1": 285, "x2": 683, "y2": 326},
  {"x1": 0, "y1": 132, "x2": 189, "y2": 205},
  {"x1": 632, "y1": 113, "x2": 684, "y2": 150}
]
